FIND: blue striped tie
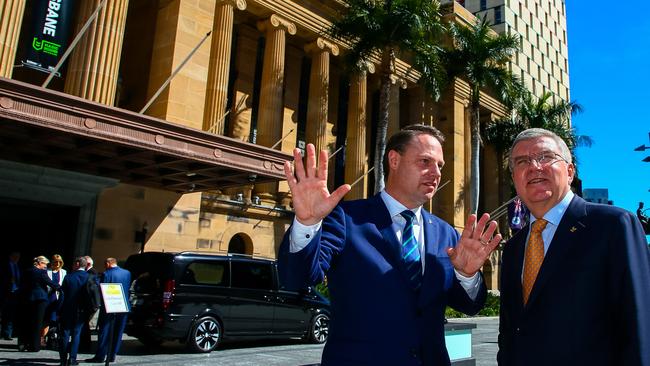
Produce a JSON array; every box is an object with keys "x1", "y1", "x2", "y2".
[{"x1": 400, "y1": 210, "x2": 422, "y2": 291}]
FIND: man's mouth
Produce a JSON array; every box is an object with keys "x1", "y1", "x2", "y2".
[{"x1": 528, "y1": 178, "x2": 546, "y2": 184}]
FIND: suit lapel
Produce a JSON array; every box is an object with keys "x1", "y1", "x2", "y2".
[
  {"x1": 369, "y1": 195, "x2": 402, "y2": 268},
  {"x1": 418, "y1": 210, "x2": 439, "y2": 303},
  {"x1": 526, "y1": 196, "x2": 587, "y2": 308},
  {"x1": 507, "y1": 228, "x2": 528, "y2": 311}
]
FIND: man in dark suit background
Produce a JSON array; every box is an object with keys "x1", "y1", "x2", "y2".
[
  {"x1": 87, "y1": 258, "x2": 131, "y2": 364},
  {"x1": 1, "y1": 251, "x2": 21, "y2": 340},
  {"x1": 279, "y1": 125, "x2": 502, "y2": 366},
  {"x1": 498, "y1": 128, "x2": 650, "y2": 366},
  {"x1": 58, "y1": 257, "x2": 92, "y2": 366},
  {"x1": 79, "y1": 256, "x2": 98, "y2": 352}
]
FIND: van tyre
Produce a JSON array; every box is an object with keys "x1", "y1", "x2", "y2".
[
  {"x1": 188, "y1": 316, "x2": 221, "y2": 353},
  {"x1": 308, "y1": 313, "x2": 329, "y2": 344}
]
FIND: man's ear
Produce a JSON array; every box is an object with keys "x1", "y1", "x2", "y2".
[
  {"x1": 567, "y1": 162, "x2": 575, "y2": 184},
  {"x1": 388, "y1": 150, "x2": 400, "y2": 172}
]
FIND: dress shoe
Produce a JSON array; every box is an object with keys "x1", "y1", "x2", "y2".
[
  {"x1": 85, "y1": 357, "x2": 105, "y2": 363},
  {"x1": 69, "y1": 360, "x2": 80, "y2": 366},
  {"x1": 2, "y1": 336, "x2": 12, "y2": 340}
]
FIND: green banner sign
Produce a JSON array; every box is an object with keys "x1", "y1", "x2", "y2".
[{"x1": 21, "y1": 0, "x2": 75, "y2": 75}]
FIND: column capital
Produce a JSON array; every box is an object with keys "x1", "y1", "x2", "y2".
[
  {"x1": 355, "y1": 61, "x2": 375, "y2": 75},
  {"x1": 215, "y1": 0, "x2": 246, "y2": 10},
  {"x1": 304, "y1": 37, "x2": 339, "y2": 56},
  {"x1": 257, "y1": 14, "x2": 297, "y2": 35},
  {"x1": 389, "y1": 74, "x2": 407, "y2": 89}
]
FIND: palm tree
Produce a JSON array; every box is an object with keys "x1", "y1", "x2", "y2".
[
  {"x1": 443, "y1": 17, "x2": 520, "y2": 214},
  {"x1": 328, "y1": 0, "x2": 446, "y2": 193},
  {"x1": 485, "y1": 91, "x2": 591, "y2": 160}
]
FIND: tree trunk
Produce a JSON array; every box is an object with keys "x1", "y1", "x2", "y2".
[
  {"x1": 469, "y1": 91, "x2": 481, "y2": 214},
  {"x1": 373, "y1": 50, "x2": 394, "y2": 193}
]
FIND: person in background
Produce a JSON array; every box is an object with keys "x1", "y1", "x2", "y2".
[
  {"x1": 43, "y1": 254, "x2": 67, "y2": 342},
  {"x1": 1, "y1": 251, "x2": 21, "y2": 340},
  {"x1": 58, "y1": 257, "x2": 92, "y2": 366},
  {"x1": 79, "y1": 255, "x2": 98, "y2": 352},
  {"x1": 17, "y1": 256, "x2": 61, "y2": 352},
  {"x1": 86, "y1": 258, "x2": 131, "y2": 364},
  {"x1": 498, "y1": 128, "x2": 650, "y2": 366}
]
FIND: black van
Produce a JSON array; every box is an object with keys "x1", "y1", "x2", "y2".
[{"x1": 124, "y1": 252, "x2": 330, "y2": 353}]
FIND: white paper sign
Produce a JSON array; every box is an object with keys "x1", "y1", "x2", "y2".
[{"x1": 100, "y1": 283, "x2": 129, "y2": 313}]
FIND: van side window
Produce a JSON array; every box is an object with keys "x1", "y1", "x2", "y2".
[
  {"x1": 231, "y1": 262, "x2": 273, "y2": 290},
  {"x1": 182, "y1": 261, "x2": 228, "y2": 286}
]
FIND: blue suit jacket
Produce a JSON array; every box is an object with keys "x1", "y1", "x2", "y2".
[
  {"x1": 279, "y1": 195, "x2": 487, "y2": 366},
  {"x1": 498, "y1": 195, "x2": 650, "y2": 366},
  {"x1": 59, "y1": 270, "x2": 90, "y2": 328},
  {"x1": 20, "y1": 266, "x2": 60, "y2": 302},
  {"x1": 101, "y1": 266, "x2": 131, "y2": 312}
]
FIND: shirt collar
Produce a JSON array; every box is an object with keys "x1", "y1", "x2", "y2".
[
  {"x1": 531, "y1": 190, "x2": 574, "y2": 227},
  {"x1": 380, "y1": 190, "x2": 422, "y2": 224}
]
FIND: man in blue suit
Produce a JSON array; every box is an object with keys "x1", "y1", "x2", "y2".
[
  {"x1": 86, "y1": 258, "x2": 131, "y2": 364},
  {"x1": 279, "y1": 125, "x2": 502, "y2": 365},
  {"x1": 498, "y1": 128, "x2": 650, "y2": 366},
  {"x1": 58, "y1": 257, "x2": 92, "y2": 366}
]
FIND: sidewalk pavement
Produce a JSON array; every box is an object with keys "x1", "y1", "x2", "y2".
[{"x1": 0, "y1": 317, "x2": 499, "y2": 365}]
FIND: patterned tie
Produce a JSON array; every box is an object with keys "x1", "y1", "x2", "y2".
[
  {"x1": 522, "y1": 218, "x2": 548, "y2": 305},
  {"x1": 400, "y1": 210, "x2": 422, "y2": 291}
]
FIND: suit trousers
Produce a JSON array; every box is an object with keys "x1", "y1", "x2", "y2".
[
  {"x1": 59, "y1": 321, "x2": 84, "y2": 362},
  {"x1": 19, "y1": 299, "x2": 47, "y2": 351},
  {"x1": 95, "y1": 313, "x2": 128, "y2": 360}
]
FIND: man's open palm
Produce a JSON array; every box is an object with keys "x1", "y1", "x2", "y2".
[{"x1": 284, "y1": 144, "x2": 350, "y2": 226}]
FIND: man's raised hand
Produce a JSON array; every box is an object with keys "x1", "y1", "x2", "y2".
[
  {"x1": 284, "y1": 144, "x2": 351, "y2": 226},
  {"x1": 447, "y1": 213, "x2": 502, "y2": 277}
]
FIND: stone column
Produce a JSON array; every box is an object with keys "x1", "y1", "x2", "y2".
[
  {"x1": 64, "y1": 0, "x2": 129, "y2": 106},
  {"x1": 203, "y1": 0, "x2": 246, "y2": 135},
  {"x1": 304, "y1": 37, "x2": 339, "y2": 154},
  {"x1": 254, "y1": 14, "x2": 296, "y2": 204},
  {"x1": 344, "y1": 70, "x2": 370, "y2": 200},
  {"x1": 0, "y1": 0, "x2": 26, "y2": 78}
]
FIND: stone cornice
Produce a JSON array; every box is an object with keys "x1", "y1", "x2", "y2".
[
  {"x1": 257, "y1": 14, "x2": 297, "y2": 35},
  {"x1": 249, "y1": 0, "x2": 420, "y2": 84}
]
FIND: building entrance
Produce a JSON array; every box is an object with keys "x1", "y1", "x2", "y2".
[{"x1": 0, "y1": 198, "x2": 80, "y2": 271}]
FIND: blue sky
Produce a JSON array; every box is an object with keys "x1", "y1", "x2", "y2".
[{"x1": 567, "y1": 1, "x2": 650, "y2": 216}]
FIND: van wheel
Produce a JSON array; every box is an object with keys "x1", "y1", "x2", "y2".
[
  {"x1": 187, "y1": 316, "x2": 221, "y2": 353},
  {"x1": 308, "y1": 313, "x2": 329, "y2": 344}
]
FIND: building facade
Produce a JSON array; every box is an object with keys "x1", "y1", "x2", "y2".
[
  {"x1": 449, "y1": 0, "x2": 570, "y2": 102},
  {"x1": 1, "y1": 0, "x2": 509, "y2": 289}
]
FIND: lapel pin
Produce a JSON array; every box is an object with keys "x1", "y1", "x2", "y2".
[{"x1": 569, "y1": 226, "x2": 577, "y2": 233}]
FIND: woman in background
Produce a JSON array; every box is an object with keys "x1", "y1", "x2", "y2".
[
  {"x1": 17, "y1": 256, "x2": 61, "y2": 352},
  {"x1": 43, "y1": 254, "x2": 66, "y2": 346}
]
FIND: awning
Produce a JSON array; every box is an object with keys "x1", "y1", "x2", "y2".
[{"x1": 0, "y1": 77, "x2": 290, "y2": 193}]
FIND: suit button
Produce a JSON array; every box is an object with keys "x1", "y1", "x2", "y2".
[
  {"x1": 410, "y1": 348, "x2": 418, "y2": 358},
  {"x1": 515, "y1": 327, "x2": 520, "y2": 333}
]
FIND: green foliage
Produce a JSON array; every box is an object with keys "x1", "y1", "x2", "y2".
[
  {"x1": 315, "y1": 281, "x2": 330, "y2": 299},
  {"x1": 445, "y1": 292, "x2": 500, "y2": 318}
]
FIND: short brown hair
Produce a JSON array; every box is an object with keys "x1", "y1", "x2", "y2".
[{"x1": 383, "y1": 124, "x2": 445, "y2": 180}]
